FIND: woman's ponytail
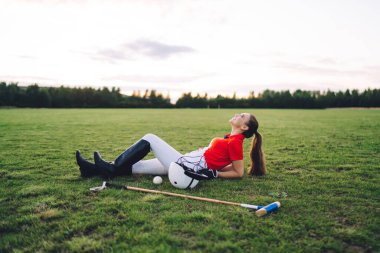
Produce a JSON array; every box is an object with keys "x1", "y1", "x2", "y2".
[
  {"x1": 247, "y1": 131, "x2": 266, "y2": 176},
  {"x1": 243, "y1": 114, "x2": 266, "y2": 176}
]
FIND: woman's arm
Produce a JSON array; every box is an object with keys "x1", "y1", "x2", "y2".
[{"x1": 217, "y1": 160, "x2": 244, "y2": 179}]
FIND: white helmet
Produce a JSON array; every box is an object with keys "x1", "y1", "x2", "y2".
[{"x1": 168, "y1": 162, "x2": 199, "y2": 189}]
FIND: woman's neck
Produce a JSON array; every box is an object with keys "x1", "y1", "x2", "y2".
[{"x1": 230, "y1": 128, "x2": 242, "y2": 136}]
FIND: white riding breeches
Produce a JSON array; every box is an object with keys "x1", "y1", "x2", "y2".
[{"x1": 132, "y1": 133, "x2": 208, "y2": 175}]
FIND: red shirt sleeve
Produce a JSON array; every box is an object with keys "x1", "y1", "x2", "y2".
[{"x1": 228, "y1": 139, "x2": 243, "y2": 161}]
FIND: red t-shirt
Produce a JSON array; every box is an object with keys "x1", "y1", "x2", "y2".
[{"x1": 204, "y1": 133, "x2": 245, "y2": 170}]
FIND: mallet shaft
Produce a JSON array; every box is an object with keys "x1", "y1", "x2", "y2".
[
  {"x1": 102, "y1": 183, "x2": 280, "y2": 216},
  {"x1": 126, "y1": 185, "x2": 241, "y2": 206}
]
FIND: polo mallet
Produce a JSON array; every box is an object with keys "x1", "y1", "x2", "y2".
[{"x1": 91, "y1": 182, "x2": 280, "y2": 217}]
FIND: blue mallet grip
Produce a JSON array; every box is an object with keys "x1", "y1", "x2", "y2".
[{"x1": 255, "y1": 201, "x2": 281, "y2": 217}]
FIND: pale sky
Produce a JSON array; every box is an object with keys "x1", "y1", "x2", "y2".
[{"x1": 0, "y1": 0, "x2": 379, "y2": 101}]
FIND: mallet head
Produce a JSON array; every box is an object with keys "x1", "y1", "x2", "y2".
[{"x1": 255, "y1": 201, "x2": 281, "y2": 217}]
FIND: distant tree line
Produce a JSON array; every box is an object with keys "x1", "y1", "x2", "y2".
[
  {"x1": 0, "y1": 81, "x2": 379, "y2": 108},
  {"x1": 177, "y1": 89, "x2": 380, "y2": 108},
  {"x1": 0, "y1": 82, "x2": 172, "y2": 108}
]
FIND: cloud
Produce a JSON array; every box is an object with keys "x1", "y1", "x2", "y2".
[
  {"x1": 87, "y1": 48, "x2": 130, "y2": 64},
  {"x1": 366, "y1": 65, "x2": 380, "y2": 72},
  {"x1": 17, "y1": 55, "x2": 37, "y2": 59},
  {"x1": 90, "y1": 39, "x2": 196, "y2": 63},
  {"x1": 96, "y1": 49, "x2": 129, "y2": 61},
  {"x1": 274, "y1": 61, "x2": 366, "y2": 76},
  {"x1": 10, "y1": 0, "x2": 87, "y2": 4},
  {"x1": 101, "y1": 73, "x2": 210, "y2": 84},
  {"x1": 124, "y1": 39, "x2": 195, "y2": 59},
  {"x1": 0, "y1": 75, "x2": 55, "y2": 83},
  {"x1": 315, "y1": 57, "x2": 339, "y2": 65},
  {"x1": 364, "y1": 65, "x2": 380, "y2": 82}
]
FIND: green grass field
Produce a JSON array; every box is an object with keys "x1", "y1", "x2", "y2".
[{"x1": 0, "y1": 108, "x2": 379, "y2": 252}]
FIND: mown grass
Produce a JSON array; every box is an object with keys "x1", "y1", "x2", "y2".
[{"x1": 0, "y1": 108, "x2": 379, "y2": 253}]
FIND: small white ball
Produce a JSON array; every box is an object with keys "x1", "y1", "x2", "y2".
[{"x1": 153, "y1": 176, "x2": 163, "y2": 185}]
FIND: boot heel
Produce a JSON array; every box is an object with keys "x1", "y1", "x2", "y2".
[
  {"x1": 94, "y1": 151, "x2": 116, "y2": 178},
  {"x1": 76, "y1": 150, "x2": 99, "y2": 177}
]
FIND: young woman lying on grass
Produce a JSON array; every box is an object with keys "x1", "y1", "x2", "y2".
[{"x1": 76, "y1": 113, "x2": 265, "y2": 180}]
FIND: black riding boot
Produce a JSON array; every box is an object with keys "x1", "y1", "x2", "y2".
[
  {"x1": 76, "y1": 150, "x2": 99, "y2": 177},
  {"x1": 94, "y1": 139, "x2": 151, "y2": 178}
]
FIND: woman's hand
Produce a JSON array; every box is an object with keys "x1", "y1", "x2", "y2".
[{"x1": 184, "y1": 168, "x2": 218, "y2": 180}]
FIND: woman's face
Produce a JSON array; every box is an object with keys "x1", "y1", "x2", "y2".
[{"x1": 229, "y1": 113, "x2": 250, "y2": 129}]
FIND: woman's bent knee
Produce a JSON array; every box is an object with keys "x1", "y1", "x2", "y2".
[{"x1": 142, "y1": 133, "x2": 157, "y2": 142}]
